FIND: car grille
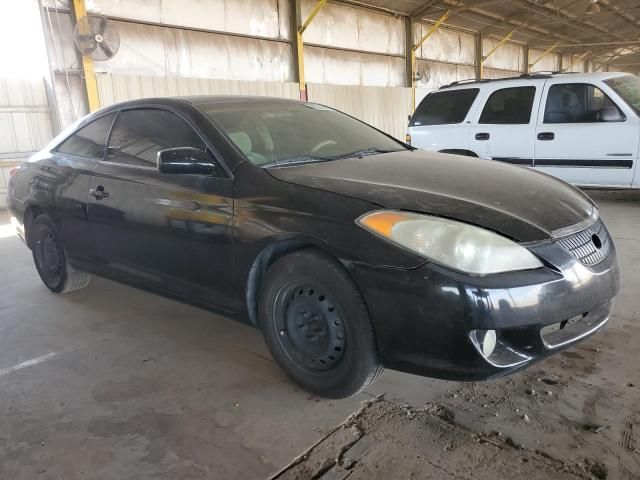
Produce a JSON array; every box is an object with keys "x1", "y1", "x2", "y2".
[{"x1": 556, "y1": 219, "x2": 611, "y2": 266}]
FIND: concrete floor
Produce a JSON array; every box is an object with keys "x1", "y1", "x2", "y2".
[{"x1": 0, "y1": 190, "x2": 638, "y2": 479}]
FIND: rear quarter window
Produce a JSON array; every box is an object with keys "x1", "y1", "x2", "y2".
[{"x1": 410, "y1": 88, "x2": 479, "y2": 126}]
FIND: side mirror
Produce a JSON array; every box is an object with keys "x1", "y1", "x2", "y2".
[
  {"x1": 599, "y1": 106, "x2": 625, "y2": 122},
  {"x1": 157, "y1": 147, "x2": 216, "y2": 175}
]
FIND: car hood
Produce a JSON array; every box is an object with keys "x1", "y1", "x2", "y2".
[{"x1": 267, "y1": 150, "x2": 596, "y2": 242}]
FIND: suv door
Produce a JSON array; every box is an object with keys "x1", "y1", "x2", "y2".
[
  {"x1": 87, "y1": 107, "x2": 235, "y2": 310},
  {"x1": 469, "y1": 83, "x2": 542, "y2": 165},
  {"x1": 408, "y1": 88, "x2": 480, "y2": 152},
  {"x1": 534, "y1": 81, "x2": 638, "y2": 187}
]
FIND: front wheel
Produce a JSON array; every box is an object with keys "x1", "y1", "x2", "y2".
[
  {"x1": 259, "y1": 249, "x2": 383, "y2": 398},
  {"x1": 31, "y1": 214, "x2": 91, "y2": 293}
]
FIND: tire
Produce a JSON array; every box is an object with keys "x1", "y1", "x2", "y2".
[
  {"x1": 30, "y1": 214, "x2": 91, "y2": 294},
  {"x1": 259, "y1": 249, "x2": 383, "y2": 398}
]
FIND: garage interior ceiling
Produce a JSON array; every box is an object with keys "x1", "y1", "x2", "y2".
[{"x1": 344, "y1": 0, "x2": 640, "y2": 68}]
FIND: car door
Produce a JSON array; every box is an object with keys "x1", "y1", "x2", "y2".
[
  {"x1": 87, "y1": 107, "x2": 235, "y2": 310},
  {"x1": 45, "y1": 112, "x2": 116, "y2": 264},
  {"x1": 533, "y1": 80, "x2": 639, "y2": 187},
  {"x1": 468, "y1": 83, "x2": 542, "y2": 166}
]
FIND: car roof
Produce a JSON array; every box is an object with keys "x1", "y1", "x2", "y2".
[
  {"x1": 99, "y1": 95, "x2": 303, "y2": 110},
  {"x1": 83, "y1": 95, "x2": 306, "y2": 127},
  {"x1": 438, "y1": 71, "x2": 632, "y2": 91}
]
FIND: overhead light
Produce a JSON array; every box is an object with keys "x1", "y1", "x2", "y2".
[{"x1": 586, "y1": 0, "x2": 600, "y2": 14}]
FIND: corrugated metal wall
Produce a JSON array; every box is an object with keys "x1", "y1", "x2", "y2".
[
  {"x1": 307, "y1": 83, "x2": 411, "y2": 141},
  {"x1": 0, "y1": 78, "x2": 54, "y2": 208},
  {"x1": 97, "y1": 74, "x2": 299, "y2": 105},
  {"x1": 0, "y1": 0, "x2": 54, "y2": 209}
]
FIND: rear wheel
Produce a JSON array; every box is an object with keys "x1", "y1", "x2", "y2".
[
  {"x1": 259, "y1": 249, "x2": 383, "y2": 398},
  {"x1": 31, "y1": 214, "x2": 91, "y2": 293}
]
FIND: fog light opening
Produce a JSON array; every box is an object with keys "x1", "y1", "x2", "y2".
[
  {"x1": 480, "y1": 329, "x2": 496, "y2": 357},
  {"x1": 470, "y1": 329, "x2": 532, "y2": 368}
]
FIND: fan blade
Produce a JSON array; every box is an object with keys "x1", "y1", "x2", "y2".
[
  {"x1": 81, "y1": 44, "x2": 98, "y2": 57},
  {"x1": 98, "y1": 42, "x2": 114, "y2": 60},
  {"x1": 77, "y1": 34, "x2": 95, "y2": 42},
  {"x1": 98, "y1": 16, "x2": 107, "y2": 34}
]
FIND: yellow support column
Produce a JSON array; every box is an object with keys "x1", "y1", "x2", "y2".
[
  {"x1": 562, "y1": 51, "x2": 590, "y2": 72},
  {"x1": 411, "y1": 11, "x2": 451, "y2": 112},
  {"x1": 528, "y1": 42, "x2": 559, "y2": 72},
  {"x1": 71, "y1": 0, "x2": 100, "y2": 112},
  {"x1": 295, "y1": 0, "x2": 327, "y2": 101},
  {"x1": 480, "y1": 30, "x2": 515, "y2": 79}
]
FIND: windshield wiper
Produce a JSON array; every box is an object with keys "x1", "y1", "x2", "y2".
[
  {"x1": 334, "y1": 148, "x2": 398, "y2": 159},
  {"x1": 261, "y1": 148, "x2": 400, "y2": 168},
  {"x1": 261, "y1": 155, "x2": 335, "y2": 168}
]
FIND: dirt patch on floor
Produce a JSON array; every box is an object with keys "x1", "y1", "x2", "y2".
[{"x1": 271, "y1": 396, "x2": 596, "y2": 480}]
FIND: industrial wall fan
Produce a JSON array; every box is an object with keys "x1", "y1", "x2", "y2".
[
  {"x1": 73, "y1": 15, "x2": 120, "y2": 61},
  {"x1": 415, "y1": 63, "x2": 431, "y2": 84}
]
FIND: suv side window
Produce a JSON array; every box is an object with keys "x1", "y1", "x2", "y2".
[
  {"x1": 479, "y1": 86, "x2": 536, "y2": 124},
  {"x1": 544, "y1": 83, "x2": 624, "y2": 123},
  {"x1": 411, "y1": 89, "x2": 479, "y2": 126},
  {"x1": 106, "y1": 109, "x2": 207, "y2": 167},
  {"x1": 55, "y1": 113, "x2": 116, "y2": 159}
]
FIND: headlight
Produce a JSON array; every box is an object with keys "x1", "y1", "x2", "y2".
[{"x1": 357, "y1": 211, "x2": 543, "y2": 275}]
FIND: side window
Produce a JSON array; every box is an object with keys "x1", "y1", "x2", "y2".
[
  {"x1": 544, "y1": 83, "x2": 624, "y2": 123},
  {"x1": 411, "y1": 89, "x2": 479, "y2": 126},
  {"x1": 55, "y1": 113, "x2": 115, "y2": 158},
  {"x1": 106, "y1": 109, "x2": 207, "y2": 167},
  {"x1": 479, "y1": 87, "x2": 536, "y2": 124}
]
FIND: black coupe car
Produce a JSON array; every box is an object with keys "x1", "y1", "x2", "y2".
[{"x1": 7, "y1": 96, "x2": 620, "y2": 398}]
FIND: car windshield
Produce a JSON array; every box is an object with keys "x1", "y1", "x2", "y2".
[
  {"x1": 199, "y1": 100, "x2": 406, "y2": 166},
  {"x1": 604, "y1": 75, "x2": 640, "y2": 114}
]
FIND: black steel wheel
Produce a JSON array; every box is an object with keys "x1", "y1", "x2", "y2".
[
  {"x1": 31, "y1": 214, "x2": 91, "y2": 293},
  {"x1": 273, "y1": 283, "x2": 346, "y2": 372},
  {"x1": 259, "y1": 249, "x2": 383, "y2": 398}
]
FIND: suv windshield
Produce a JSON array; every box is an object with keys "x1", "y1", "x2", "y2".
[
  {"x1": 199, "y1": 100, "x2": 406, "y2": 166},
  {"x1": 604, "y1": 75, "x2": 640, "y2": 114}
]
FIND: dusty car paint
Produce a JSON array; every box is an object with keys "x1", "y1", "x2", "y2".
[{"x1": 7, "y1": 96, "x2": 620, "y2": 381}]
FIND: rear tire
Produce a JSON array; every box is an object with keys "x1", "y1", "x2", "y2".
[
  {"x1": 259, "y1": 249, "x2": 383, "y2": 398},
  {"x1": 31, "y1": 214, "x2": 91, "y2": 293}
]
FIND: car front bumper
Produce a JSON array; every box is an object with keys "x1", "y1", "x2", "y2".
[{"x1": 348, "y1": 236, "x2": 620, "y2": 381}]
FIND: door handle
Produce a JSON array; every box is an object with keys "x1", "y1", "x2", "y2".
[
  {"x1": 89, "y1": 185, "x2": 109, "y2": 200},
  {"x1": 537, "y1": 132, "x2": 555, "y2": 141},
  {"x1": 475, "y1": 132, "x2": 490, "y2": 141}
]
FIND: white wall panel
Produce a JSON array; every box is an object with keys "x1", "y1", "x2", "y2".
[
  {"x1": 483, "y1": 68, "x2": 521, "y2": 79},
  {"x1": 94, "y1": 21, "x2": 294, "y2": 82},
  {"x1": 562, "y1": 54, "x2": 585, "y2": 72},
  {"x1": 415, "y1": 60, "x2": 475, "y2": 90},
  {"x1": 415, "y1": 25, "x2": 475, "y2": 65},
  {"x1": 529, "y1": 49, "x2": 560, "y2": 73},
  {"x1": 86, "y1": 0, "x2": 290, "y2": 40},
  {"x1": 96, "y1": 74, "x2": 299, "y2": 107},
  {"x1": 307, "y1": 83, "x2": 411, "y2": 141},
  {"x1": 301, "y1": 0, "x2": 404, "y2": 55},
  {"x1": 483, "y1": 38, "x2": 524, "y2": 71},
  {"x1": 306, "y1": 46, "x2": 405, "y2": 87},
  {"x1": 42, "y1": 10, "x2": 80, "y2": 71}
]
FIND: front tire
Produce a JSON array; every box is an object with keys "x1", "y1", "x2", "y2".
[
  {"x1": 31, "y1": 214, "x2": 91, "y2": 293},
  {"x1": 259, "y1": 249, "x2": 383, "y2": 398}
]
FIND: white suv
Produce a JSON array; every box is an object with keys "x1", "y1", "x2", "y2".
[{"x1": 407, "y1": 72, "x2": 640, "y2": 189}]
